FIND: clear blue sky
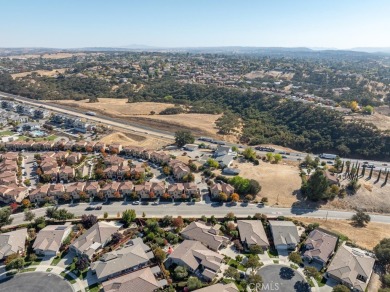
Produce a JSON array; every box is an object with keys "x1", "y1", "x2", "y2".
[{"x1": 1, "y1": 0, "x2": 389, "y2": 48}]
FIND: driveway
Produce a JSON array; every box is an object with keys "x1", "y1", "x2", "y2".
[{"x1": 258, "y1": 264, "x2": 311, "y2": 292}]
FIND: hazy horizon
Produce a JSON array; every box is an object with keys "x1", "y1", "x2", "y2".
[{"x1": 1, "y1": 0, "x2": 390, "y2": 49}]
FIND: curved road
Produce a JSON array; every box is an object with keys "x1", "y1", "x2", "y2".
[{"x1": 8, "y1": 201, "x2": 390, "y2": 228}]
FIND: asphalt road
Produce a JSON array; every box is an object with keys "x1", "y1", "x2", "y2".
[
  {"x1": 0, "y1": 272, "x2": 73, "y2": 292},
  {"x1": 8, "y1": 201, "x2": 390, "y2": 228}
]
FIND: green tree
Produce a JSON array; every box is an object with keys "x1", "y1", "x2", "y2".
[
  {"x1": 175, "y1": 130, "x2": 195, "y2": 147},
  {"x1": 249, "y1": 244, "x2": 264, "y2": 254},
  {"x1": 121, "y1": 209, "x2": 136, "y2": 227},
  {"x1": 332, "y1": 285, "x2": 350, "y2": 292},
  {"x1": 273, "y1": 153, "x2": 282, "y2": 164},
  {"x1": 247, "y1": 273, "x2": 263, "y2": 285},
  {"x1": 24, "y1": 210, "x2": 35, "y2": 221},
  {"x1": 0, "y1": 207, "x2": 13, "y2": 228},
  {"x1": 266, "y1": 152, "x2": 274, "y2": 162},
  {"x1": 243, "y1": 147, "x2": 256, "y2": 161},
  {"x1": 334, "y1": 157, "x2": 342, "y2": 171},
  {"x1": 245, "y1": 255, "x2": 261, "y2": 272},
  {"x1": 288, "y1": 252, "x2": 303, "y2": 264},
  {"x1": 174, "y1": 266, "x2": 188, "y2": 280},
  {"x1": 207, "y1": 158, "x2": 219, "y2": 168},
  {"x1": 154, "y1": 247, "x2": 166, "y2": 263},
  {"x1": 187, "y1": 276, "x2": 202, "y2": 291},
  {"x1": 351, "y1": 210, "x2": 371, "y2": 227},
  {"x1": 302, "y1": 169, "x2": 329, "y2": 200},
  {"x1": 224, "y1": 266, "x2": 240, "y2": 281},
  {"x1": 304, "y1": 266, "x2": 321, "y2": 280},
  {"x1": 363, "y1": 105, "x2": 374, "y2": 115},
  {"x1": 6, "y1": 257, "x2": 25, "y2": 270},
  {"x1": 374, "y1": 238, "x2": 390, "y2": 268}
]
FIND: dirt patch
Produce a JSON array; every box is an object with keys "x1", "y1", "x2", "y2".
[
  {"x1": 99, "y1": 131, "x2": 170, "y2": 150},
  {"x1": 324, "y1": 177, "x2": 390, "y2": 213},
  {"x1": 218, "y1": 160, "x2": 302, "y2": 206},
  {"x1": 51, "y1": 99, "x2": 174, "y2": 115},
  {"x1": 297, "y1": 217, "x2": 388, "y2": 250},
  {"x1": 3, "y1": 52, "x2": 100, "y2": 59},
  {"x1": 345, "y1": 111, "x2": 390, "y2": 131},
  {"x1": 245, "y1": 70, "x2": 295, "y2": 80},
  {"x1": 11, "y1": 68, "x2": 67, "y2": 79},
  {"x1": 49, "y1": 99, "x2": 224, "y2": 139}
]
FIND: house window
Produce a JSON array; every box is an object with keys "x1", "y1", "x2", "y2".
[{"x1": 356, "y1": 274, "x2": 366, "y2": 282}]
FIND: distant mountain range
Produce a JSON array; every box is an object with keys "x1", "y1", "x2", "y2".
[{"x1": 1, "y1": 46, "x2": 390, "y2": 56}]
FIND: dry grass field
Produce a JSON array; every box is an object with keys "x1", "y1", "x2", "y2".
[
  {"x1": 99, "y1": 131, "x2": 170, "y2": 150},
  {"x1": 325, "y1": 177, "x2": 390, "y2": 213},
  {"x1": 50, "y1": 99, "x2": 224, "y2": 138},
  {"x1": 345, "y1": 110, "x2": 390, "y2": 131},
  {"x1": 244, "y1": 70, "x2": 295, "y2": 80},
  {"x1": 3, "y1": 52, "x2": 98, "y2": 59},
  {"x1": 11, "y1": 68, "x2": 67, "y2": 79},
  {"x1": 53, "y1": 99, "x2": 174, "y2": 115},
  {"x1": 217, "y1": 160, "x2": 302, "y2": 206},
  {"x1": 297, "y1": 217, "x2": 387, "y2": 250}
]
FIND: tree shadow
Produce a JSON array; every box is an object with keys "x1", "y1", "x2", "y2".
[
  {"x1": 279, "y1": 267, "x2": 295, "y2": 280},
  {"x1": 289, "y1": 189, "x2": 329, "y2": 215},
  {"x1": 294, "y1": 280, "x2": 311, "y2": 292}
]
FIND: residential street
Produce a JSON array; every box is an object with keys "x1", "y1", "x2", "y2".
[{"x1": 8, "y1": 201, "x2": 390, "y2": 228}]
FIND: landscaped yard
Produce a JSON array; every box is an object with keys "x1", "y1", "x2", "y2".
[
  {"x1": 0, "y1": 130, "x2": 14, "y2": 136},
  {"x1": 18, "y1": 134, "x2": 58, "y2": 142},
  {"x1": 60, "y1": 271, "x2": 77, "y2": 284},
  {"x1": 267, "y1": 249, "x2": 279, "y2": 258},
  {"x1": 228, "y1": 259, "x2": 246, "y2": 271},
  {"x1": 20, "y1": 268, "x2": 36, "y2": 273},
  {"x1": 24, "y1": 258, "x2": 42, "y2": 267}
]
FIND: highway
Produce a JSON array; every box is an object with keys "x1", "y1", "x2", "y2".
[
  {"x1": 1, "y1": 91, "x2": 388, "y2": 170},
  {"x1": 8, "y1": 201, "x2": 390, "y2": 228}
]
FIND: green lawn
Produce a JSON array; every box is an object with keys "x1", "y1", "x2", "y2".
[
  {"x1": 51, "y1": 256, "x2": 61, "y2": 266},
  {"x1": 316, "y1": 277, "x2": 327, "y2": 287},
  {"x1": 267, "y1": 249, "x2": 279, "y2": 258},
  {"x1": 20, "y1": 268, "x2": 36, "y2": 273},
  {"x1": 18, "y1": 135, "x2": 57, "y2": 142},
  {"x1": 228, "y1": 259, "x2": 246, "y2": 271},
  {"x1": 273, "y1": 260, "x2": 279, "y2": 264},
  {"x1": 290, "y1": 264, "x2": 299, "y2": 270},
  {"x1": 60, "y1": 271, "x2": 77, "y2": 284},
  {"x1": 0, "y1": 130, "x2": 14, "y2": 137},
  {"x1": 24, "y1": 259, "x2": 42, "y2": 267}
]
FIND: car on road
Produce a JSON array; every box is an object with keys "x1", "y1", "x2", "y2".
[
  {"x1": 132, "y1": 201, "x2": 140, "y2": 205},
  {"x1": 85, "y1": 206, "x2": 95, "y2": 211},
  {"x1": 95, "y1": 206, "x2": 102, "y2": 210},
  {"x1": 258, "y1": 202, "x2": 264, "y2": 208},
  {"x1": 363, "y1": 161, "x2": 369, "y2": 164},
  {"x1": 282, "y1": 155, "x2": 288, "y2": 159},
  {"x1": 141, "y1": 201, "x2": 149, "y2": 205},
  {"x1": 327, "y1": 161, "x2": 333, "y2": 164},
  {"x1": 366, "y1": 164, "x2": 375, "y2": 168},
  {"x1": 383, "y1": 163, "x2": 388, "y2": 166}
]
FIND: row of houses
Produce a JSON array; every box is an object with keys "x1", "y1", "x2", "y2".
[
  {"x1": 0, "y1": 152, "x2": 28, "y2": 204},
  {"x1": 3, "y1": 140, "x2": 190, "y2": 181},
  {"x1": 1, "y1": 100, "x2": 50, "y2": 119},
  {"x1": 29, "y1": 180, "x2": 199, "y2": 203},
  {"x1": 0, "y1": 215, "x2": 376, "y2": 292}
]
